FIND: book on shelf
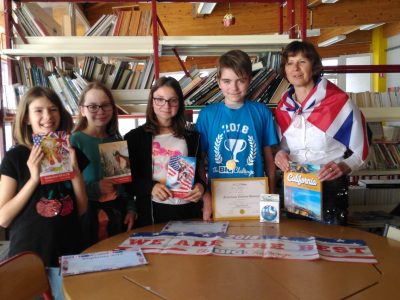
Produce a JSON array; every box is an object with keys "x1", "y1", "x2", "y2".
[
  {"x1": 99, "y1": 141, "x2": 132, "y2": 184},
  {"x1": 269, "y1": 77, "x2": 290, "y2": 104},
  {"x1": 3, "y1": 84, "x2": 28, "y2": 115},
  {"x1": 166, "y1": 156, "x2": 196, "y2": 198},
  {"x1": 382, "y1": 125, "x2": 400, "y2": 142},
  {"x1": 14, "y1": 2, "x2": 62, "y2": 37},
  {"x1": 367, "y1": 122, "x2": 384, "y2": 141},
  {"x1": 84, "y1": 14, "x2": 116, "y2": 36},
  {"x1": 32, "y1": 131, "x2": 73, "y2": 185},
  {"x1": 358, "y1": 179, "x2": 400, "y2": 188},
  {"x1": 348, "y1": 90, "x2": 400, "y2": 108},
  {"x1": 284, "y1": 162, "x2": 323, "y2": 222},
  {"x1": 85, "y1": 7, "x2": 151, "y2": 37}
]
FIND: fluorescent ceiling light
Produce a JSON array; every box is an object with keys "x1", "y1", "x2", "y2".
[
  {"x1": 359, "y1": 23, "x2": 385, "y2": 30},
  {"x1": 321, "y1": 0, "x2": 339, "y2": 3},
  {"x1": 197, "y1": 3, "x2": 217, "y2": 15},
  {"x1": 307, "y1": 28, "x2": 320, "y2": 37},
  {"x1": 318, "y1": 35, "x2": 346, "y2": 47}
]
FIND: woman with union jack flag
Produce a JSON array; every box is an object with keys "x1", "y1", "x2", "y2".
[{"x1": 274, "y1": 41, "x2": 369, "y2": 225}]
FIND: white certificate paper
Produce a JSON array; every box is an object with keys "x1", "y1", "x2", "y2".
[
  {"x1": 161, "y1": 220, "x2": 229, "y2": 234},
  {"x1": 61, "y1": 249, "x2": 147, "y2": 276},
  {"x1": 212, "y1": 177, "x2": 268, "y2": 220}
]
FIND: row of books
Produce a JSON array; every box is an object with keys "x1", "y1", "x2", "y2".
[
  {"x1": 364, "y1": 143, "x2": 400, "y2": 170},
  {"x1": 252, "y1": 51, "x2": 282, "y2": 72},
  {"x1": 14, "y1": 57, "x2": 77, "y2": 88},
  {"x1": 81, "y1": 56, "x2": 154, "y2": 90},
  {"x1": 368, "y1": 121, "x2": 400, "y2": 142},
  {"x1": 348, "y1": 186, "x2": 400, "y2": 206},
  {"x1": 84, "y1": 8, "x2": 152, "y2": 36},
  {"x1": 182, "y1": 66, "x2": 289, "y2": 107},
  {"x1": 348, "y1": 91, "x2": 400, "y2": 108},
  {"x1": 13, "y1": 2, "x2": 62, "y2": 37}
]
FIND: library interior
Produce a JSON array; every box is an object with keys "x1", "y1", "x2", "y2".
[{"x1": 0, "y1": 1, "x2": 400, "y2": 299}]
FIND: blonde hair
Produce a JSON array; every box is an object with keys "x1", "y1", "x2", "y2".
[
  {"x1": 73, "y1": 82, "x2": 120, "y2": 137},
  {"x1": 14, "y1": 87, "x2": 73, "y2": 148}
]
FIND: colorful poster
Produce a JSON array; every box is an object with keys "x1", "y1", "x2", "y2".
[
  {"x1": 118, "y1": 233, "x2": 377, "y2": 263},
  {"x1": 32, "y1": 131, "x2": 73, "y2": 184},
  {"x1": 166, "y1": 156, "x2": 196, "y2": 198},
  {"x1": 284, "y1": 163, "x2": 322, "y2": 221},
  {"x1": 99, "y1": 140, "x2": 132, "y2": 184}
]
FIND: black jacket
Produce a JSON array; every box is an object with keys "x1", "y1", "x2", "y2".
[{"x1": 124, "y1": 125, "x2": 205, "y2": 227}]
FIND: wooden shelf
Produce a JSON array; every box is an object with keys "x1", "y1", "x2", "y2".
[
  {"x1": 111, "y1": 89, "x2": 150, "y2": 105},
  {"x1": 2, "y1": 36, "x2": 154, "y2": 57},
  {"x1": 159, "y1": 34, "x2": 297, "y2": 56},
  {"x1": 360, "y1": 107, "x2": 400, "y2": 122},
  {"x1": 2, "y1": 35, "x2": 297, "y2": 57},
  {"x1": 352, "y1": 169, "x2": 400, "y2": 176}
]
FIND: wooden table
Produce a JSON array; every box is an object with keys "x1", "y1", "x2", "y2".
[{"x1": 63, "y1": 219, "x2": 400, "y2": 300}]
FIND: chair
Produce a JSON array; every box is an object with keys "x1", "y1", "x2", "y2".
[
  {"x1": 0, "y1": 251, "x2": 53, "y2": 300},
  {"x1": 383, "y1": 224, "x2": 400, "y2": 242}
]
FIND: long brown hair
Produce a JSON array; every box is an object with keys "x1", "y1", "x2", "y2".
[
  {"x1": 73, "y1": 82, "x2": 121, "y2": 137},
  {"x1": 145, "y1": 76, "x2": 186, "y2": 138},
  {"x1": 14, "y1": 86, "x2": 73, "y2": 148}
]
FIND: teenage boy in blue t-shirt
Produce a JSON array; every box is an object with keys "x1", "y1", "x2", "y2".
[{"x1": 196, "y1": 49, "x2": 278, "y2": 220}]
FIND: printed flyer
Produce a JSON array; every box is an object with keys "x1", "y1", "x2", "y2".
[
  {"x1": 61, "y1": 249, "x2": 147, "y2": 276},
  {"x1": 99, "y1": 140, "x2": 132, "y2": 184},
  {"x1": 118, "y1": 232, "x2": 377, "y2": 263},
  {"x1": 32, "y1": 131, "x2": 73, "y2": 184},
  {"x1": 284, "y1": 162, "x2": 322, "y2": 221},
  {"x1": 166, "y1": 156, "x2": 196, "y2": 198}
]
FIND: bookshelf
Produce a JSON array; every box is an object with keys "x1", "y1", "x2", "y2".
[{"x1": 0, "y1": 0, "x2": 298, "y2": 157}]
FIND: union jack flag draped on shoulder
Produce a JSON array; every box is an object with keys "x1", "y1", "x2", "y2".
[{"x1": 275, "y1": 77, "x2": 369, "y2": 161}]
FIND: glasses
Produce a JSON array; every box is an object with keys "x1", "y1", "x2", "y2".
[
  {"x1": 82, "y1": 103, "x2": 113, "y2": 113},
  {"x1": 153, "y1": 97, "x2": 179, "y2": 107}
]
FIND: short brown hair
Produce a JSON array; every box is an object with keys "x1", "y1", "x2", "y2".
[
  {"x1": 217, "y1": 50, "x2": 252, "y2": 80},
  {"x1": 73, "y1": 82, "x2": 120, "y2": 137},
  {"x1": 14, "y1": 86, "x2": 73, "y2": 147},
  {"x1": 145, "y1": 76, "x2": 186, "y2": 138},
  {"x1": 279, "y1": 41, "x2": 323, "y2": 82}
]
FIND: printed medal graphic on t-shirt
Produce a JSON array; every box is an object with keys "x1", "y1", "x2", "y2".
[{"x1": 213, "y1": 123, "x2": 257, "y2": 175}]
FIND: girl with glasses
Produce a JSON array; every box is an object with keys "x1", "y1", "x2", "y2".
[
  {"x1": 0, "y1": 86, "x2": 88, "y2": 299},
  {"x1": 124, "y1": 77, "x2": 206, "y2": 227},
  {"x1": 71, "y1": 82, "x2": 135, "y2": 247}
]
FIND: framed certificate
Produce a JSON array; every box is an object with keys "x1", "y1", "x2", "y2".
[{"x1": 211, "y1": 177, "x2": 269, "y2": 220}]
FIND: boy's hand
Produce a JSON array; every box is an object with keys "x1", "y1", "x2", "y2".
[{"x1": 275, "y1": 150, "x2": 290, "y2": 172}]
